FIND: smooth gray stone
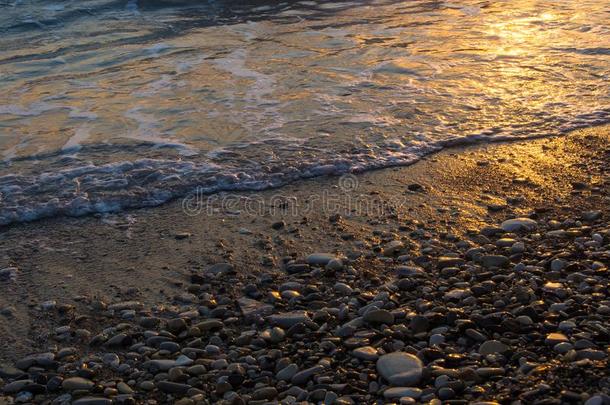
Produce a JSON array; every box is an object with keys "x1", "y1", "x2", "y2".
[
  {"x1": 62, "y1": 377, "x2": 94, "y2": 391},
  {"x1": 376, "y1": 352, "x2": 423, "y2": 386},
  {"x1": 72, "y1": 397, "x2": 113, "y2": 405},
  {"x1": 143, "y1": 359, "x2": 177, "y2": 372},
  {"x1": 501, "y1": 218, "x2": 537, "y2": 232},
  {"x1": 2, "y1": 379, "x2": 34, "y2": 394},
  {"x1": 291, "y1": 365, "x2": 324, "y2": 385},
  {"x1": 306, "y1": 253, "x2": 337, "y2": 266},
  {"x1": 269, "y1": 311, "x2": 310, "y2": 328},
  {"x1": 478, "y1": 340, "x2": 509, "y2": 355},
  {"x1": 156, "y1": 381, "x2": 191, "y2": 394}
]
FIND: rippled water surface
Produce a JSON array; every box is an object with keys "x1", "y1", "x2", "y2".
[{"x1": 0, "y1": 0, "x2": 609, "y2": 224}]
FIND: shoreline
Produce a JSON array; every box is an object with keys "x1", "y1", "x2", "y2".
[{"x1": 0, "y1": 126, "x2": 609, "y2": 403}]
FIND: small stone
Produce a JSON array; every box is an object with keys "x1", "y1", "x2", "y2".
[
  {"x1": 376, "y1": 352, "x2": 423, "y2": 386},
  {"x1": 277, "y1": 364, "x2": 299, "y2": 381},
  {"x1": 62, "y1": 377, "x2": 94, "y2": 391},
  {"x1": 14, "y1": 392, "x2": 33, "y2": 403},
  {"x1": 545, "y1": 333, "x2": 568, "y2": 346},
  {"x1": 409, "y1": 316, "x2": 429, "y2": 333},
  {"x1": 0, "y1": 267, "x2": 18, "y2": 281},
  {"x1": 352, "y1": 346, "x2": 379, "y2": 361},
  {"x1": 438, "y1": 387, "x2": 455, "y2": 400},
  {"x1": 582, "y1": 210, "x2": 602, "y2": 222},
  {"x1": 558, "y1": 321, "x2": 576, "y2": 332},
  {"x1": 466, "y1": 329, "x2": 487, "y2": 342},
  {"x1": 363, "y1": 309, "x2": 394, "y2": 325},
  {"x1": 584, "y1": 395, "x2": 604, "y2": 405},
  {"x1": 175, "y1": 355, "x2": 194, "y2": 367},
  {"x1": 238, "y1": 297, "x2": 273, "y2": 322},
  {"x1": 437, "y1": 257, "x2": 465, "y2": 269},
  {"x1": 139, "y1": 316, "x2": 161, "y2": 328},
  {"x1": 167, "y1": 318, "x2": 187, "y2": 333},
  {"x1": 334, "y1": 282, "x2": 353, "y2": 295},
  {"x1": 291, "y1": 365, "x2": 324, "y2": 385},
  {"x1": 324, "y1": 391, "x2": 339, "y2": 404},
  {"x1": 511, "y1": 242, "x2": 526, "y2": 253},
  {"x1": 271, "y1": 221, "x2": 286, "y2": 230},
  {"x1": 576, "y1": 349, "x2": 607, "y2": 360},
  {"x1": 487, "y1": 203, "x2": 507, "y2": 212},
  {"x1": 205, "y1": 262, "x2": 234, "y2": 275},
  {"x1": 543, "y1": 282, "x2": 566, "y2": 297},
  {"x1": 476, "y1": 367, "x2": 505, "y2": 378},
  {"x1": 2, "y1": 380, "x2": 34, "y2": 394},
  {"x1": 72, "y1": 398, "x2": 112, "y2": 405},
  {"x1": 306, "y1": 253, "x2": 338, "y2": 266},
  {"x1": 194, "y1": 319, "x2": 223, "y2": 331},
  {"x1": 107, "y1": 301, "x2": 143, "y2": 311},
  {"x1": 478, "y1": 340, "x2": 509, "y2": 355},
  {"x1": 269, "y1": 327, "x2": 286, "y2": 343},
  {"x1": 554, "y1": 342, "x2": 574, "y2": 354},
  {"x1": 501, "y1": 218, "x2": 538, "y2": 232},
  {"x1": 326, "y1": 258, "x2": 344, "y2": 271},
  {"x1": 550, "y1": 259, "x2": 567, "y2": 271},
  {"x1": 117, "y1": 382, "x2": 133, "y2": 394},
  {"x1": 156, "y1": 381, "x2": 191, "y2": 394},
  {"x1": 444, "y1": 289, "x2": 470, "y2": 300},
  {"x1": 40, "y1": 300, "x2": 57, "y2": 311},
  {"x1": 187, "y1": 365, "x2": 206, "y2": 376},
  {"x1": 285, "y1": 263, "x2": 310, "y2": 274},
  {"x1": 480, "y1": 255, "x2": 509, "y2": 268},
  {"x1": 105, "y1": 333, "x2": 131, "y2": 347},
  {"x1": 383, "y1": 387, "x2": 422, "y2": 399},
  {"x1": 139, "y1": 381, "x2": 155, "y2": 391},
  {"x1": 429, "y1": 334, "x2": 445, "y2": 346},
  {"x1": 15, "y1": 352, "x2": 55, "y2": 370},
  {"x1": 160, "y1": 341, "x2": 180, "y2": 353},
  {"x1": 251, "y1": 387, "x2": 278, "y2": 400},
  {"x1": 0, "y1": 367, "x2": 25, "y2": 380},
  {"x1": 383, "y1": 240, "x2": 404, "y2": 256},
  {"x1": 496, "y1": 238, "x2": 516, "y2": 247},
  {"x1": 269, "y1": 311, "x2": 310, "y2": 328},
  {"x1": 143, "y1": 359, "x2": 176, "y2": 372},
  {"x1": 397, "y1": 266, "x2": 425, "y2": 277},
  {"x1": 211, "y1": 358, "x2": 228, "y2": 369}
]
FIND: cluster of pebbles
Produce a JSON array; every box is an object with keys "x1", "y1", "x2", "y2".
[{"x1": 1, "y1": 209, "x2": 610, "y2": 404}]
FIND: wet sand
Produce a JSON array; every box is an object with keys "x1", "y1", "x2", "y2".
[{"x1": 0, "y1": 126, "x2": 608, "y2": 403}]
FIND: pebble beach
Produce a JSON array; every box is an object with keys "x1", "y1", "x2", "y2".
[{"x1": 1, "y1": 127, "x2": 609, "y2": 404}]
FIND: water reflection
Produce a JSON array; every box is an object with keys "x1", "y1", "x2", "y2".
[{"x1": 0, "y1": 0, "x2": 608, "y2": 225}]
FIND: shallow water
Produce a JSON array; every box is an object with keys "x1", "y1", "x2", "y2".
[{"x1": 0, "y1": 0, "x2": 609, "y2": 225}]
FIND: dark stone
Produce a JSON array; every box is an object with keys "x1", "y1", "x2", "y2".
[{"x1": 156, "y1": 381, "x2": 191, "y2": 394}]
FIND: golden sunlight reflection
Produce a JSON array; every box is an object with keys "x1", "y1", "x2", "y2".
[{"x1": 0, "y1": 0, "x2": 608, "y2": 217}]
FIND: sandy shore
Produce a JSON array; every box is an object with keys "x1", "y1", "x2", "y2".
[{"x1": 0, "y1": 126, "x2": 609, "y2": 403}]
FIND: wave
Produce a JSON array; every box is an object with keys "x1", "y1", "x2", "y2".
[{"x1": 2, "y1": 108, "x2": 609, "y2": 227}]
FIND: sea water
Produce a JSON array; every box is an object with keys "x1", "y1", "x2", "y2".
[{"x1": 0, "y1": 0, "x2": 608, "y2": 225}]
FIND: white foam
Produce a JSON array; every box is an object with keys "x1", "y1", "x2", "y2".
[
  {"x1": 62, "y1": 125, "x2": 91, "y2": 152},
  {"x1": 1, "y1": 107, "x2": 609, "y2": 227},
  {"x1": 212, "y1": 46, "x2": 285, "y2": 135},
  {"x1": 145, "y1": 43, "x2": 171, "y2": 57}
]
